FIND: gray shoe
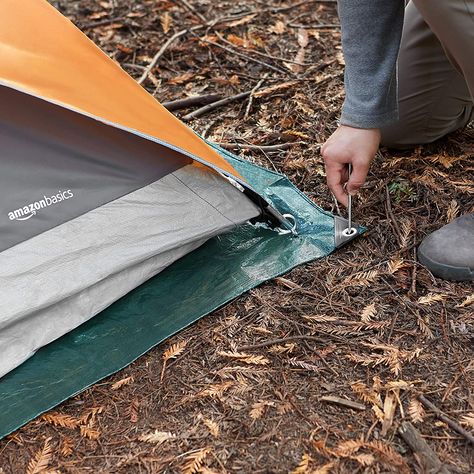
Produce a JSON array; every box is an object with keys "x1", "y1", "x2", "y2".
[{"x1": 418, "y1": 214, "x2": 474, "y2": 281}]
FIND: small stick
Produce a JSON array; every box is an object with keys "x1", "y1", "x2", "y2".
[
  {"x1": 138, "y1": 28, "x2": 191, "y2": 85},
  {"x1": 319, "y1": 396, "x2": 366, "y2": 411},
  {"x1": 398, "y1": 422, "x2": 451, "y2": 473},
  {"x1": 418, "y1": 395, "x2": 474, "y2": 445},
  {"x1": 179, "y1": 0, "x2": 208, "y2": 23},
  {"x1": 162, "y1": 94, "x2": 223, "y2": 111},
  {"x1": 288, "y1": 23, "x2": 340, "y2": 29},
  {"x1": 81, "y1": 17, "x2": 125, "y2": 29},
  {"x1": 244, "y1": 75, "x2": 267, "y2": 119},
  {"x1": 217, "y1": 142, "x2": 304, "y2": 152},
  {"x1": 182, "y1": 91, "x2": 251, "y2": 121},
  {"x1": 272, "y1": 0, "x2": 337, "y2": 13},
  {"x1": 198, "y1": 36, "x2": 289, "y2": 75},
  {"x1": 237, "y1": 335, "x2": 326, "y2": 352}
]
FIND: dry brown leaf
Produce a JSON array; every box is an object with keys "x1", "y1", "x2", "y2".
[
  {"x1": 311, "y1": 462, "x2": 334, "y2": 474},
  {"x1": 181, "y1": 447, "x2": 211, "y2": 474},
  {"x1": 254, "y1": 81, "x2": 298, "y2": 98},
  {"x1": 26, "y1": 437, "x2": 53, "y2": 474},
  {"x1": 417, "y1": 293, "x2": 446, "y2": 305},
  {"x1": 269, "y1": 20, "x2": 286, "y2": 34},
  {"x1": 291, "y1": 453, "x2": 312, "y2": 474},
  {"x1": 225, "y1": 14, "x2": 257, "y2": 28},
  {"x1": 456, "y1": 293, "x2": 474, "y2": 308},
  {"x1": 138, "y1": 430, "x2": 176, "y2": 444},
  {"x1": 335, "y1": 439, "x2": 364, "y2": 457},
  {"x1": 460, "y1": 413, "x2": 474, "y2": 429},
  {"x1": 198, "y1": 381, "x2": 234, "y2": 399},
  {"x1": 250, "y1": 401, "x2": 269, "y2": 420},
  {"x1": 79, "y1": 425, "x2": 100, "y2": 440},
  {"x1": 160, "y1": 12, "x2": 172, "y2": 34},
  {"x1": 111, "y1": 376, "x2": 134, "y2": 390},
  {"x1": 408, "y1": 397, "x2": 425, "y2": 424},
  {"x1": 365, "y1": 440, "x2": 410, "y2": 473},
  {"x1": 129, "y1": 398, "x2": 139, "y2": 423},
  {"x1": 218, "y1": 351, "x2": 269, "y2": 365},
  {"x1": 360, "y1": 303, "x2": 377, "y2": 323},
  {"x1": 79, "y1": 407, "x2": 103, "y2": 425},
  {"x1": 387, "y1": 257, "x2": 405, "y2": 274},
  {"x1": 168, "y1": 72, "x2": 195, "y2": 85},
  {"x1": 198, "y1": 415, "x2": 220, "y2": 438},
  {"x1": 352, "y1": 453, "x2": 375, "y2": 466},
  {"x1": 161, "y1": 340, "x2": 188, "y2": 380},
  {"x1": 60, "y1": 437, "x2": 74, "y2": 457},
  {"x1": 297, "y1": 28, "x2": 309, "y2": 48},
  {"x1": 446, "y1": 199, "x2": 460, "y2": 222},
  {"x1": 41, "y1": 413, "x2": 79, "y2": 429}
]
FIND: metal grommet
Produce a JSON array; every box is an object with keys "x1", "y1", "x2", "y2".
[
  {"x1": 276, "y1": 214, "x2": 298, "y2": 236},
  {"x1": 342, "y1": 227, "x2": 357, "y2": 237}
]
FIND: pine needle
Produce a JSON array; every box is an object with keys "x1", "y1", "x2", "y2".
[
  {"x1": 408, "y1": 397, "x2": 425, "y2": 424},
  {"x1": 41, "y1": 413, "x2": 79, "y2": 429},
  {"x1": 60, "y1": 437, "x2": 74, "y2": 457},
  {"x1": 417, "y1": 293, "x2": 446, "y2": 305},
  {"x1": 26, "y1": 437, "x2": 53, "y2": 474},
  {"x1": 456, "y1": 293, "x2": 474, "y2": 308},
  {"x1": 290, "y1": 453, "x2": 312, "y2": 474},
  {"x1": 111, "y1": 376, "x2": 134, "y2": 390},
  {"x1": 161, "y1": 340, "x2": 188, "y2": 381},
  {"x1": 360, "y1": 303, "x2": 377, "y2": 323},
  {"x1": 181, "y1": 447, "x2": 211, "y2": 474},
  {"x1": 218, "y1": 351, "x2": 269, "y2": 365}
]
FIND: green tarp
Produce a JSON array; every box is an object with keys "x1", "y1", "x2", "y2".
[{"x1": 0, "y1": 145, "x2": 357, "y2": 439}]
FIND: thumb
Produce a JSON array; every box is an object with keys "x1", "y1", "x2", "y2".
[{"x1": 346, "y1": 158, "x2": 370, "y2": 195}]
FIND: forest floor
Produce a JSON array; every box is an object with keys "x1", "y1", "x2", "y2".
[{"x1": 1, "y1": 1, "x2": 473, "y2": 473}]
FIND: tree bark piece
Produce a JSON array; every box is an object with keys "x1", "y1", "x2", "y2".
[
  {"x1": 319, "y1": 396, "x2": 366, "y2": 411},
  {"x1": 162, "y1": 94, "x2": 223, "y2": 111},
  {"x1": 398, "y1": 422, "x2": 451, "y2": 474},
  {"x1": 182, "y1": 91, "x2": 251, "y2": 121}
]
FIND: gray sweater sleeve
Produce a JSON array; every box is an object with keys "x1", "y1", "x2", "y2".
[{"x1": 338, "y1": 0, "x2": 405, "y2": 129}]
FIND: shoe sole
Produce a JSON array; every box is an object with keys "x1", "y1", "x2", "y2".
[{"x1": 418, "y1": 247, "x2": 474, "y2": 282}]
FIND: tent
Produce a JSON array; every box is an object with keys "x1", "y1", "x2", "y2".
[{"x1": 0, "y1": 0, "x2": 359, "y2": 437}]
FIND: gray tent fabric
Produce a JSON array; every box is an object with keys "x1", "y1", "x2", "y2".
[
  {"x1": 0, "y1": 84, "x2": 192, "y2": 252},
  {"x1": 0, "y1": 164, "x2": 260, "y2": 378}
]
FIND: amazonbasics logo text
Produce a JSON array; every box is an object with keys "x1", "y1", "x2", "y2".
[{"x1": 8, "y1": 190, "x2": 74, "y2": 221}]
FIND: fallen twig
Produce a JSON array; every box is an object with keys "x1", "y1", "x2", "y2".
[
  {"x1": 418, "y1": 395, "x2": 474, "y2": 445},
  {"x1": 398, "y1": 422, "x2": 451, "y2": 473},
  {"x1": 271, "y1": 0, "x2": 337, "y2": 13},
  {"x1": 244, "y1": 75, "x2": 267, "y2": 118},
  {"x1": 138, "y1": 28, "x2": 193, "y2": 85},
  {"x1": 217, "y1": 142, "x2": 304, "y2": 152},
  {"x1": 182, "y1": 91, "x2": 251, "y2": 121},
  {"x1": 162, "y1": 94, "x2": 223, "y2": 111},
  {"x1": 179, "y1": 0, "x2": 208, "y2": 23},
  {"x1": 197, "y1": 36, "x2": 289, "y2": 75},
  {"x1": 319, "y1": 395, "x2": 366, "y2": 411},
  {"x1": 288, "y1": 23, "x2": 340, "y2": 29},
  {"x1": 237, "y1": 335, "x2": 326, "y2": 352}
]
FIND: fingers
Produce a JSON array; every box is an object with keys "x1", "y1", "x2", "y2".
[
  {"x1": 325, "y1": 160, "x2": 349, "y2": 207},
  {"x1": 346, "y1": 157, "x2": 371, "y2": 196}
]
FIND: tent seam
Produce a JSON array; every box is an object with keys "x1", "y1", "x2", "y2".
[{"x1": 170, "y1": 172, "x2": 239, "y2": 226}]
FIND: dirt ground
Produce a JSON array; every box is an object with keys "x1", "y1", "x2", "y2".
[{"x1": 1, "y1": 1, "x2": 473, "y2": 473}]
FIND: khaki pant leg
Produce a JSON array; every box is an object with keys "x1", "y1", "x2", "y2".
[{"x1": 381, "y1": 0, "x2": 473, "y2": 148}]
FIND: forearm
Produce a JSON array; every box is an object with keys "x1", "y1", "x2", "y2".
[{"x1": 337, "y1": 0, "x2": 405, "y2": 129}]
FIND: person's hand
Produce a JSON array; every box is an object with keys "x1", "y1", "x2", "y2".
[{"x1": 321, "y1": 125, "x2": 381, "y2": 207}]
